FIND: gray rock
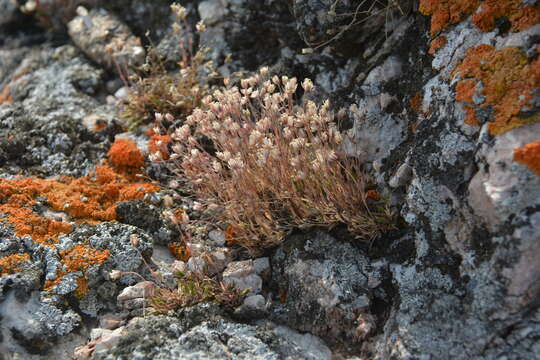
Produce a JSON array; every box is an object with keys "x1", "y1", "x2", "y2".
[
  {"x1": 270, "y1": 230, "x2": 384, "y2": 345},
  {"x1": 67, "y1": 8, "x2": 145, "y2": 71},
  {"x1": 198, "y1": 0, "x2": 229, "y2": 25},
  {"x1": 91, "y1": 303, "x2": 332, "y2": 360}
]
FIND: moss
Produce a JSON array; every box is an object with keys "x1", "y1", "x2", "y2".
[
  {"x1": 453, "y1": 45, "x2": 540, "y2": 135},
  {"x1": 0, "y1": 253, "x2": 31, "y2": 276},
  {"x1": 514, "y1": 139, "x2": 540, "y2": 175}
]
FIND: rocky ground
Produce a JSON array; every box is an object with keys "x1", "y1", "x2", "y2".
[{"x1": 0, "y1": 0, "x2": 539, "y2": 359}]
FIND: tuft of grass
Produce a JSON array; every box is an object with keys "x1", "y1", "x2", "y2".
[
  {"x1": 121, "y1": 4, "x2": 213, "y2": 130},
  {"x1": 158, "y1": 69, "x2": 395, "y2": 251},
  {"x1": 150, "y1": 272, "x2": 246, "y2": 313}
]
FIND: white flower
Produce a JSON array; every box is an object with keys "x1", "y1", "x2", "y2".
[
  {"x1": 109, "y1": 270, "x2": 122, "y2": 280},
  {"x1": 302, "y1": 78, "x2": 314, "y2": 92}
]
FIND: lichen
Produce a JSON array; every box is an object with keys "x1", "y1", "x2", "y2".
[
  {"x1": 149, "y1": 134, "x2": 172, "y2": 160},
  {"x1": 453, "y1": 44, "x2": 540, "y2": 134},
  {"x1": 419, "y1": 0, "x2": 480, "y2": 36},
  {"x1": 514, "y1": 139, "x2": 540, "y2": 175},
  {"x1": 107, "y1": 138, "x2": 146, "y2": 170},
  {"x1": 45, "y1": 244, "x2": 110, "y2": 298},
  {"x1": 471, "y1": 0, "x2": 540, "y2": 33},
  {"x1": 428, "y1": 35, "x2": 447, "y2": 55},
  {"x1": 420, "y1": 0, "x2": 540, "y2": 37},
  {"x1": 0, "y1": 139, "x2": 158, "y2": 245},
  {"x1": 0, "y1": 253, "x2": 31, "y2": 276},
  {"x1": 168, "y1": 242, "x2": 191, "y2": 262}
]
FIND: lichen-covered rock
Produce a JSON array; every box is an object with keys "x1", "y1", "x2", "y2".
[
  {"x1": 67, "y1": 7, "x2": 145, "y2": 71},
  {"x1": 270, "y1": 230, "x2": 387, "y2": 347},
  {"x1": 90, "y1": 303, "x2": 332, "y2": 360},
  {"x1": 0, "y1": 44, "x2": 118, "y2": 177}
]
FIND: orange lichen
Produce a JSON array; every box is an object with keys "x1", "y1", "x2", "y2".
[
  {"x1": 44, "y1": 244, "x2": 110, "y2": 298},
  {"x1": 0, "y1": 84, "x2": 14, "y2": 104},
  {"x1": 225, "y1": 224, "x2": 237, "y2": 246},
  {"x1": 60, "y1": 244, "x2": 110, "y2": 273},
  {"x1": 0, "y1": 165, "x2": 158, "y2": 245},
  {"x1": 428, "y1": 35, "x2": 447, "y2": 55},
  {"x1": 472, "y1": 0, "x2": 540, "y2": 33},
  {"x1": 420, "y1": 0, "x2": 540, "y2": 37},
  {"x1": 514, "y1": 139, "x2": 540, "y2": 175},
  {"x1": 0, "y1": 206, "x2": 72, "y2": 246},
  {"x1": 453, "y1": 44, "x2": 540, "y2": 135},
  {"x1": 0, "y1": 253, "x2": 30, "y2": 276},
  {"x1": 93, "y1": 121, "x2": 107, "y2": 132},
  {"x1": 419, "y1": 0, "x2": 480, "y2": 36},
  {"x1": 149, "y1": 134, "x2": 172, "y2": 160},
  {"x1": 168, "y1": 242, "x2": 191, "y2": 262},
  {"x1": 410, "y1": 92, "x2": 423, "y2": 114},
  {"x1": 107, "y1": 138, "x2": 146, "y2": 170},
  {"x1": 366, "y1": 190, "x2": 380, "y2": 201}
]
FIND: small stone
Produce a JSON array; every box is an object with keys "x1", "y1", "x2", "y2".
[
  {"x1": 187, "y1": 256, "x2": 206, "y2": 274},
  {"x1": 208, "y1": 229, "x2": 226, "y2": 246},
  {"x1": 99, "y1": 317, "x2": 123, "y2": 330},
  {"x1": 243, "y1": 294, "x2": 265, "y2": 310},
  {"x1": 93, "y1": 327, "x2": 126, "y2": 352},
  {"x1": 223, "y1": 273, "x2": 262, "y2": 295},
  {"x1": 253, "y1": 257, "x2": 270, "y2": 277},
  {"x1": 389, "y1": 163, "x2": 413, "y2": 188},
  {"x1": 114, "y1": 86, "x2": 129, "y2": 99},
  {"x1": 73, "y1": 344, "x2": 94, "y2": 360},
  {"x1": 172, "y1": 260, "x2": 187, "y2": 273},
  {"x1": 90, "y1": 328, "x2": 112, "y2": 341},
  {"x1": 198, "y1": 0, "x2": 229, "y2": 25},
  {"x1": 117, "y1": 281, "x2": 155, "y2": 303},
  {"x1": 223, "y1": 260, "x2": 255, "y2": 279}
]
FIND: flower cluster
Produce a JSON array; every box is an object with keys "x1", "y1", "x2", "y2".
[{"x1": 157, "y1": 69, "x2": 394, "y2": 250}]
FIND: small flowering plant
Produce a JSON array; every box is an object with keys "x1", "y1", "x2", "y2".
[{"x1": 158, "y1": 69, "x2": 394, "y2": 250}]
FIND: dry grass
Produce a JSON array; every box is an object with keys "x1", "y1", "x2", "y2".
[
  {"x1": 121, "y1": 4, "x2": 213, "y2": 130},
  {"x1": 150, "y1": 272, "x2": 246, "y2": 313},
  {"x1": 157, "y1": 69, "x2": 395, "y2": 251}
]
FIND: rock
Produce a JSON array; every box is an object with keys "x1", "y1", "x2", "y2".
[
  {"x1": 198, "y1": 0, "x2": 229, "y2": 25},
  {"x1": 117, "y1": 281, "x2": 156, "y2": 303},
  {"x1": 0, "y1": 45, "x2": 115, "y2": 177},
  {"x1": 270, "y1": 230, "x2": 385, "y2": 345},
  {"x1": 208, "y1": 229, "x2": 226, "y2": 247},
  {"x1": 186, "y1": 256, "x2": 206, "y2": 275},
  {"x1": 389, "y1": 162, "x2": 413, "y2": 188},
  {"x1": 92, "y1": 326, "x2": 127, "y2": 353},
  {"x1": 91, "y1": 303, "x2": 332, "y2": 360},
  {"x1": 0, "y1": 0, "x2": 21, "y2": 28},
  {"x1": 223, "y1": 273, "x2": 263, "y2": 296},
  {"x1": 222, "y1": 260, "x2": 255, "y2": 278},
  {"x1": 222, "y1": 260, "x2": 263, "y2": 295},
  {"x1": 468, "y1": 123, "x2": 540, "y2": 232},
  {"x1": 252, "y1": 257, "x2": 270, "y2": 278},
  {"x1": 234, "y1": 294, "x2": 267, "y2": 319},
  {"x1": 67, "y1": 8, "x2": 145, "y2": 71}
]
